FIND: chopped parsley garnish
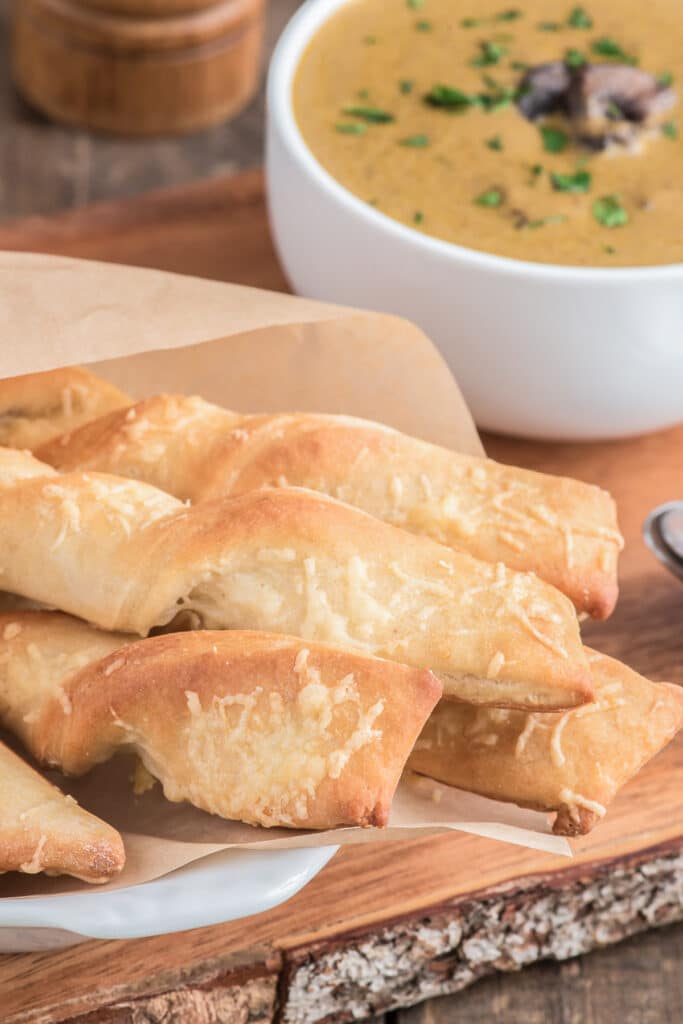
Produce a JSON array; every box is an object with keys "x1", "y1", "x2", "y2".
[
  {"x1": 662, "y1": 121, "x2": 678, "y2": 139},
  {"x1": 565, "y1": 48, "x2": 587, "y2": 68},
  {"x1": 593, "y1": 195, "x2": 629, "y2": 228},
  {"x1": 357, "y1": 89, "x2": 370, "y2": 99},
  {"x1": 425, "y1": 81, "x2": 518, "y2": 114},
  {"x1": 480, "y1": 83, "x2": 518, "y2": 112},
  {"x1": 407, "y1": 0, "x2": 424, "y2": 8},
  {"x1": 551, "y1": 169, "x2": 592, "y2": 192},
  {"x1": 475, "y1": 188, "x2": 504, "y2": 207},
  {"x1": 399, "y1": 79, "x2": 414, "y2": 94},
  {"x1": 567, "y1": 6, "x2": 592, "y2": 28},
  {"x1": 462, "y1": 10, "x2": 520, "y2": 27},
  {"x1": 342, "y1": 105, "x2": 395, "y2": 123},
  {"x1": 537, "y1": 21, "x2": 560, "y2": 31},
  {"x1": 472, "y1": 40, "x2": 507, "y2": 66},
  {"x1": 416, "y1": 19, "x2": 432, "y2": 31},
  {"x1": 510, "y1": 60, "x2": 530, "y2": 71},
  {"x1": 525, "y1": 214, "x2": 568, "y2": 229},
  {"x1": 399, "y1": 133, "x2": 430, "y2": 147},
  {"x1": 486, "y1": 134, "x2": 504, "y2": 150},
  {"x1": 414, "y1": 210, "x2": 425, "y2": 224},
  {"x1": 530, "y1": 162, "x2": 544, "y2": 181},
  {"x1": 335, "y1": 122, "x2": 367, "y2": 135},
  {"x1": 591, "y1": 37, "x2": 637, "y2": 65},
  {"x1": 540, "y1": 125, "x2": 569, "y2": 152},
  {"x1": 363, "y1": 35, "x2": 377, "y2": 45},
  {"x1": 658, "y1": 71, "x2": 674, "y2": 87},
  {"x1": 603, "y1": 244, "x2": 616, "y2": 254},
  {"x1": 425, "y1": 84, "x2": 478, "y2": 109}
]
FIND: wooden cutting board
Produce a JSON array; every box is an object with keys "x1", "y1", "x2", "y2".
[{"x1": 2, "y1": 170, "x2": 683, "y2": 1024}]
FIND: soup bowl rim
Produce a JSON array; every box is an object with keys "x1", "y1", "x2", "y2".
[{"x1": 267, "y1": 0, "x2": 683, "y2": 281}]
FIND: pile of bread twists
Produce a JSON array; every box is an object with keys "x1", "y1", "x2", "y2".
[{"x1": 1, "y1": 367, "x2": 681, "y2": 886}]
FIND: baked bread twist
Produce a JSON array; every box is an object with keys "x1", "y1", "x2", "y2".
[
  {"x1": 0, "y1": 449, "x2": 592, "y2": 711},
  {"x1": 0, "y1": 740, "x2": 124, "y2": 882},
  {"x1": 409, "y1": 649, "x2": 683, "y2": 835},
  {"x1": 38, "y1": 394, "x2": 623, "y2": 618},
  {"x1": 0, "y1": 367, "x2": 130, "y2": 450},
  {"x1": 0, "y1": 612, "x2": 441, "y2": 830}
]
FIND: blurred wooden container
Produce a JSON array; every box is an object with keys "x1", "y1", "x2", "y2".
[{"x1": 11, "y1": 0, "x2": 266, "y2": 136}]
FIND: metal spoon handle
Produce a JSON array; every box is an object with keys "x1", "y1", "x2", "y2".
[{"x1": 643, "y1": 501, "x2": 683, "y2": 583}]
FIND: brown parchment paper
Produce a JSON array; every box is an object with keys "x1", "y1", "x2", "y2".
[{"x1": 0, "y1": 252, "x2": 570, "y2": 901}]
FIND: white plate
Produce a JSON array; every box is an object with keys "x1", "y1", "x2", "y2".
[{"x1": 0, "y1": 844, "x2": 338, "y2": 953}]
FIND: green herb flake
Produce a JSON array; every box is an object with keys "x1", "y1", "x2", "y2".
[
  {"x1": 593, "y1": 194, "x2": 629, "y2": 228},
  {"x1": 363, "y1": 35, "x2": 377, "y2": 45},
  {"x1": 480, "y1": 82, "x2": 518, "y2": 112},
  {"x1": 414, "y1": 210, "x2": 425, "y2": 224},
  {"x1": 399, "y1": 79, "x2": 414, "y2": 94},
  {"x1": 425, "y1": 84, "x2": 478, "y2": 109},
  {"x1": 461, "y1": 17, "x2": 483, "y2": 28},
  {"x1": 658, "y1": 71, "x2": 674, "y2": 87},
  {"x1": 475, "y1": 188, "x2": 505, "y2": 207},
  {"x1": 537, "y1": 21, "x2": 560, "y2": 31},
  {"x1": 335, "y1": 122, "x2": 367, "y2": 135},
  {"x1": 496, "y1": 8, "x2": 522, "y2": 20},
  {"x1": 472, "y1": 40, "x2": 507, "y2": 66},
  {"x1": 551, "y1": 169, "x2": 592, "y2": 192},
  {"x1": 416, "y1": 19, "x2": 432, "y2": 31},
  {"x1": 357, "y1": 88, "x2": 370, "y2": 100},
  {"x1": 511, "y1": 60, "x2": 530, "y2": 71},
  {"x1": 540, "y1": 125, "x2": 569, "y2": 152},
  {"x1": 603, "y1": 244, "x2": 616, "y2": 254},
  {"x1": 567, "y1": 6, "x2": 592, "y2": 28},
  {"x1": 406, "y1": 0, "x2": 424, "y2": 8},
  {"x1": 526, "y1": 214, "x2": 568, "y2": 229},
  {"x1": 368, "y1": 198, "x2": 379, "y2": 207},
  {"x1": 399, "y1": 133, "x2": 430, "y2": 147},
  {"x1": 662, "y1": 121, "x2": 678, "y2": 139},
  {"x1": 591, "y1": 37, "x2": 637, "y2": 64},
  {"x1": 342, "y1": 105, "x2": 395, "y2": 123},
  {"x1": 530, "y1": 163, "x2": 544, "y2": 181},
  {"x1": 486, "y1": 134, "x2": 504, "y2": 150},
  {"x1": 565, "y1": 48, "x2": 587, "y2": 68}
]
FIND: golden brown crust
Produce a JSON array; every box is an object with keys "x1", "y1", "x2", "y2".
[
  {"x1": 0, "y1": 612, "x2": 441, "y2": 830},
  {"x1": 38, "y1": 396, "x2": 623, "y2": 618},
  {"x1": 0, "y1": 367, "x2": 130, "y2": 450},
  {"x1": 409, "y1": 649, "x2": 683, "y2": 834},
  {"x1": 0, "y1": 451, "x2": 592, "y2": 711},
  {"x1": 0, "y1": 740, "x2": 124, "y2": 882}
]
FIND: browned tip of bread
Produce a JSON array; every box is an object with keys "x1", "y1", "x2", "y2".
[
  {"x1": 0, "y1": 367, "x2": 131, "y2": 451},
  {"x1": 42, "y1": 831, "x2": 127, "y2": 884},
  {"x1": 661, "y1": 680, "x2": 683, "y2": 719},
  {"x1": 553, "y1": 804, "x2": 602, "y2": 837},
  {"x1": 580, "y1": 574, "x2": 620, "y2": 621},
  {"x1": 0, "y1": 740, "x2": 125, "y2": 882}
]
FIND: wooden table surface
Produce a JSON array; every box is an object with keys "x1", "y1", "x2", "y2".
[{"x1": 0, "y1": 1, "x2": 681, "y2": 1020}]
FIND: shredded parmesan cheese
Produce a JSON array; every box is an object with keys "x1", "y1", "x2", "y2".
[
  {"x1": 559, "y1": 788, "x2": 606, "y2": 818},
  {"x1": 20, "y1": 834, "x2": 48, "y2": 875}
]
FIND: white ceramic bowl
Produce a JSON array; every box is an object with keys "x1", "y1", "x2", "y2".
[{"x1": 266, "y1": 0, "x2": 683, "y2": 441}]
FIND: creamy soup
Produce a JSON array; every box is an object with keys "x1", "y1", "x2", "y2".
[{"x1": 294, "y1": 0, "x2": 683, "y2": 266}]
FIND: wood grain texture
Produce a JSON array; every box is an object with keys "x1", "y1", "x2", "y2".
[
  {"x1": 0, "y1": 171, "x2": 681, "y2": 1022},
  {"x1": 397, "y1": 917, "x2": 683, "y2": 1024},
  {"x1": 282, "y1": 847, "x2": 683, "y2": 1023},
  {"x1": 0, "y1": 0, "x2": 301, "y2": 218},
  {"x1": 12, "y1": 0, "x2": 265, "y2": 136}
]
